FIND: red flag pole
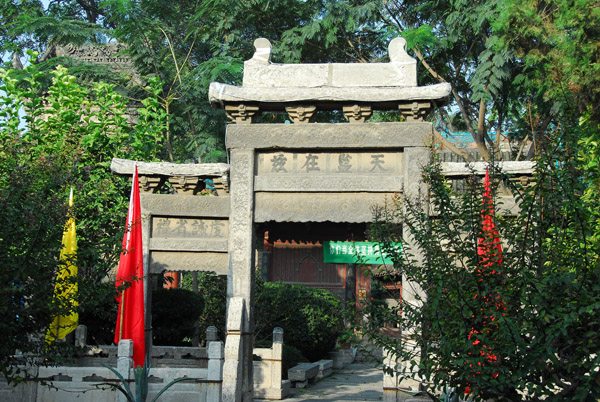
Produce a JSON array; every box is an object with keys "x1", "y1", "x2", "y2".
[
  {"x1": 118, "y1": 292, "x2": 125, "y2": 341},
  {"x1": 114, "y1": 164, "x2": 145, "y2": 367}
]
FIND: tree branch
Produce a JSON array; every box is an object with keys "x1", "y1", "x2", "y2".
[{"x1": 433, "y1": 129, "x2": 474, "y2": 161}]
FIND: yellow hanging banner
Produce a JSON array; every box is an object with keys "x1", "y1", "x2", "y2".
[{"x1": 46, "y1": 188, "x2": 78, "y2": 343}]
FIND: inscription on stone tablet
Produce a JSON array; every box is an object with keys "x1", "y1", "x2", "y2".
[
  {"x1": 152, "y1": 217, "x2": 228, "y2": 239},
  {"x1": 257, "y1": 151, "x2": 402, "y2": 175}
]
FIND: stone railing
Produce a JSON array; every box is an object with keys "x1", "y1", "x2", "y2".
[
  {"x1": 0, "y1": 327, "x2": 224, "y2": 402},
  {"x1": 253, "y1": 327, "x2": 291, "y2": 400},
  {"x1": 0, "y1": 325, "x2": 294, "y2": 401}
]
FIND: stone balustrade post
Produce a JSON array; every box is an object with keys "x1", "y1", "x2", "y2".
[
  {"x1": 75, "y1": 325, "x2": 87, "y2": 348},
  {"x1": 206, "y1": 326, "x2": 218, "y2": 342},
  {"x1": 271, "y1": 327, "x2": 284, "y2": 388},
  {"x1": 207, "y1": 340, "x2": 224, "y2": 401},
  {"x1": 116, "y1": 340, "x2": 133, "y2": 402}
]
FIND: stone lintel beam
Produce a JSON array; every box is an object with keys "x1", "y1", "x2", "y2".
[
  {"x1": 149, "y1": 238, "x2": 228, "y2": 253},
  {"x1": 254, "y1": 175, "x2": 404, "y2": 193},
  {"x1": 226, "y1": 122, "x2": 433, "y2": 149},
  {"x1": 149, "y1": 251, "x2": 228, "y2": 275},
  {"x1": 140, "y1": 193, "x2": 230, "y2": 217},
  {"x1": 254, "y1": 192, "x2": 399, "y2": 223},
  {"x1": 111, "y1": 158, "x2": 229, "y2": 177},
  {"x1": 429, "y1": 195, "x2": 520, "y2": 216},
  {"x1": 441, "y1": 161, "x2": 535, "y2": 176}
]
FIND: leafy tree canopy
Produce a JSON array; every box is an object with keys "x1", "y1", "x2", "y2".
[
  {"x1": 4, "y1": 0, "x2": 599, "y2": 162},
  {"x1": 0, "y1": 58, "x2": 165, "y2": 383}
]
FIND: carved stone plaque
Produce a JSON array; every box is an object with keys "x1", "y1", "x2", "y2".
[
  {"x1": 152, "y1": 217, "x2": 228, "y2": 239},
  {"x1": 149, "y1": 217, "x2": 229, "y2": 274},
  {"x1": 257, "y1": 151, "x2": 402, "y2": 175},
  {"x1": 56, "y1": 43, "x2": 132, "y2": 66},
  {"x1": 255, "y1": 151, "x2": 403, "y2": 192}
]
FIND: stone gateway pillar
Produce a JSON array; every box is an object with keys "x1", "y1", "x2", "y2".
[
  {"x1": 209, "y1": 37, "x2": 451, "y2": 401},
  {"x1": 222, "y1": 148, "x2": 257, "y2": 402}
]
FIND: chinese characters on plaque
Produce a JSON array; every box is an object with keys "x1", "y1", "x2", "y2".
[
  {"x1": 152, "y1": 217, "x2": 228, "y2": 239},
  {"x1": 323, "y1": 241, "x2": 402, "y2": 264},
  {"x1": 258, "y1": 151, "x2": 402, "y2": 175}
]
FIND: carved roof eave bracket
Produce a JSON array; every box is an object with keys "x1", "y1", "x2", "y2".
[
  {"x1": 212, "y1": 84, "x2": 450, "y2": 123},
  {"x1": 110, "y1": 158, "x2": 230, "y2": 194}
]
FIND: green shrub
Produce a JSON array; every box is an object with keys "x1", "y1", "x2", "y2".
[
  {"x1": 181, "y1": 273, "x2": 343, "y2": 360},
  {"x1": 255, "y1": 282, "x2": 343, "y2": 362},
  {"x1": 181, "y1": 272, "x2": 227, "y2": 344},
  {"x1": 281, "y1": 344, "x2": 303, "y2": 378},
  {"x1": 78, "y1": 282, "x2": 118, "y2": 345},
  {"x1": 151, "y1": 288, "x2": 203, "y2": 346}
]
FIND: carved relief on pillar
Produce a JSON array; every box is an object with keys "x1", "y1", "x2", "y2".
[
  {"x1": 398, "y1": 101, "x2": 432, "y2": 121},
  {"x1": 225, "y1": 104, "x2": 260, "y2": 124},
  {"x1": 168, "y1": 176, "x2": 202, "y2": 195},
  {"x1": 138, "y1": 175, "x2": 165, "y2": 193},
  {"x1": 343, "y1": 104, "x2": 372, "y2": 123},
  {"x1": 285, "y1": 105, "x2": 316, "y2": 123}
]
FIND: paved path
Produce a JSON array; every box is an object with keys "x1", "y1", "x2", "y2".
[{"x1": 281, "y1": 362, "x2": 383, "y2": 401}]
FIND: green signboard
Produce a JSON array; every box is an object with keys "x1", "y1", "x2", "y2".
[{"x1": 323, "y1": 241, "x2": 401, "y2": 264}]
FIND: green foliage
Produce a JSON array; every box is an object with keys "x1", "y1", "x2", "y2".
[
  {"x1": 181, "y1": 272, "x2": 343, "y2": 360},
  {"x1": 78, "y1": 282, "x2": 118, "y2": 345},
  {"x1": 493, "y1": 0, "x2": 600, "y2": 122},
  {"x1": 351, "y1": 126, "x2": 600, "y2": 400},
  {"x1": 255, "y1": 281, "x2": 343, "y2": 362},
  {"x1": 99, "y1": 0, "x2": 244, "y2": 163},
  {"x1": 401, "y1": 24, "x2": 438, "y2": 51},
  {"x1": 0, "y1": 60, "x2": 166, "y2": 383},
  {"x1": 0, "y1": 0, "x2": 45, "y2": 61},
  {"x1": 151, "y1": 288, "x2": 203, "y2": 346},
  {"x1": 281, "y1": 344, "x2": 303, "y2": 379},
  {"x1": 4, "y1": 0, "x2": 600, "y2": 164},
  {"x1": 278, "y1": 0, "x2": 387, "y2": 63},
  {"x1": 0, "y1": 61, "x2": 81, "y2": 380},
  {"x1": 578, "y1": 117, "x2": 600, "y2": 246},
  {"x1": 0, "y1": 129, "x2": 78, "y2": 381},
  {"x1": 181, "y1": 272, "x2": 227, "y2": 344}
]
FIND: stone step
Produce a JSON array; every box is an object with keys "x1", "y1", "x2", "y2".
[{"x1": 315, "y1": 359, "x2": 333, "y2": 379}]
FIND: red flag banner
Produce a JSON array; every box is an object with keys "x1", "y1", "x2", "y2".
[{"x1": 114, "y1": 165, "x2": 145, "y2": 367}]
